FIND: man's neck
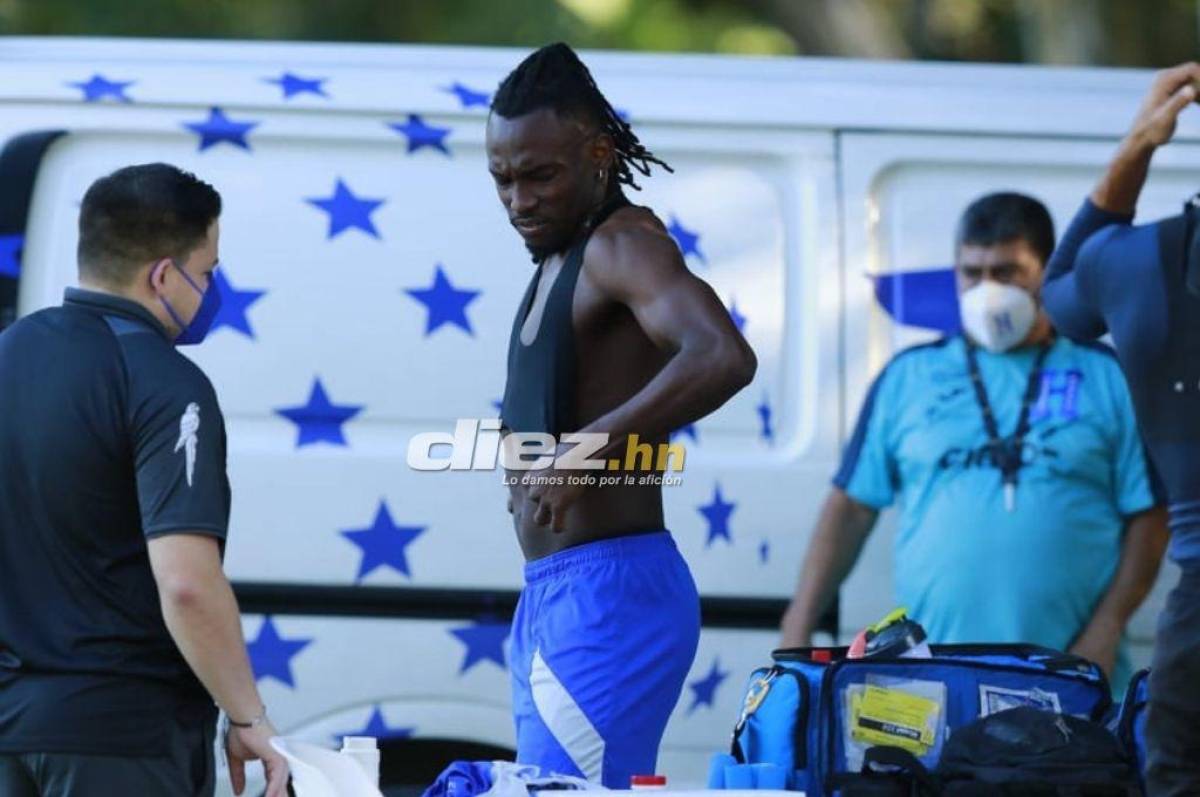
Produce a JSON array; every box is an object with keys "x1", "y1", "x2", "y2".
[
  {"x1": 79, "y1": 278, "x2": 171, "y2": 333},
  {"x1": 1017, "y1": 311, "x2": 1055, "y2": 349},
  {"x1": 538, "y1": 192, "x2": 627, "y2": 264}
]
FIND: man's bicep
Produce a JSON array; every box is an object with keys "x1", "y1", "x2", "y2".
[
  {"x1": 592, "y1": 229, "x2": 738, "y2": 351},
  {"x1": 1043, "y1": 202, "x2": 1132, "y2": 339},
  {"x1": 132, "y1": 377, "x2": 230, "y2": 539}
]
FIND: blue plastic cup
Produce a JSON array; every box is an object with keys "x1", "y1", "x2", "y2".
[
  {"x1": 751, "y1": 763, "x2": 788, "y2": 789},
  {"x1": 707, "y1": 753, "x2": 736, "y2": 788},
  {"x1": 723, "y1": 763, "x2": 756, "y2": 789}
]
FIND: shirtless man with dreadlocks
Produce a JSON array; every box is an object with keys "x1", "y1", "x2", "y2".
[{"x1": 488, "y1": 43, "x2": 757, "y2": 786}]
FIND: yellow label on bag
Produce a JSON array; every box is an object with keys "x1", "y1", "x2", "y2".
[{"x1": 850, "y1": 684, "x2": 941, "y2": 755}]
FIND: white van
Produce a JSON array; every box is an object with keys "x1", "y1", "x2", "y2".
[{"x1": 0, "y1": 37, "x2": 1187, "y2": 794}]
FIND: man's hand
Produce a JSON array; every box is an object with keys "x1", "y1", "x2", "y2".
[
  {"x1": 524, "y1": 439, "x2": 600, "y2": 531},
  {"x1": 226, "y1": 719, "x2": 289, "y2": 797},
  {"x1": 527, "y1": 476, "x2": 586, "y2": 531},
  {"x1": 1127, "y1": 63, "x2": 1200, "y2": 151},
  {"x1": 1091, "y1": 64, "x2": 1200, "y2": 214},
  {"x1": 779, "y1": 601, "x2": 813, "y2": 649},
  {"x1": 1069, "y1": 618, "x2": 1121, "y2": 680}
]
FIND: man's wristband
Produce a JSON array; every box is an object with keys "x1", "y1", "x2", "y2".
[{"x1": 228, "y1": 706, "x2": 268, "y2": 729}]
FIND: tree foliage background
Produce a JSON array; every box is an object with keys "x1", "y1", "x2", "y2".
[{"x1": 0, "y1": 0, "x2": 1197, "y2": 66}]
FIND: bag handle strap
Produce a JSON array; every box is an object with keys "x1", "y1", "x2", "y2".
[
  {"x1": 865, "y1": 746, "x2": 940, "y2": 794},
  {"x1": 729, "y1": 668, "x2": 779, "y2": 761}
]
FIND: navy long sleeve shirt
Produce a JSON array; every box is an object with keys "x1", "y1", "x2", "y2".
[{"x1": 1044, "y1": 199, "x2": 1200, "y2": 563}]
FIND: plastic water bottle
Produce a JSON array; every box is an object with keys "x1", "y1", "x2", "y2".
[{"x1": 340, "y1": 736, "x2": 380, "y2": 787}]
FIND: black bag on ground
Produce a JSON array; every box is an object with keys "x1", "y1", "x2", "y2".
[
  {"x1": 830, "y1": 746, "x2": 941, "y2": 796},
  {"x1": 935, "y1": 707, "x2": 1141, "y2": 796}
]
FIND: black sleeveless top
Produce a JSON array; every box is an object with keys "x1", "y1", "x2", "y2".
[{"x1": 500, "y1": 194, "x2": 630, "y2": 435}]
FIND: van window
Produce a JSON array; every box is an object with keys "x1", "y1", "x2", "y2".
[{"x1": 0, "y1": 131, "x2": 65, "y2": 330}]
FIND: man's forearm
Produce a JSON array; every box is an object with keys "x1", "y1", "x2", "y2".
[
  {"x1": 783, "y1": 490, "x2": 878, "y2": 642},
  {"x1": 579, "y1": 338, "x2": 754, "y2": 458},
  {"x1": 1082, "y1": 507, "x2": 1169, "y2": 637},
  {"x1": 1091, "y1": 134, "x2": 1157, "y2": 215},
  {"x1": 787, "y1": 535, "x2": 850, "y2": 639},
  {"x1": 160, "y1": 575, "x2": 265, "y2": 723}
]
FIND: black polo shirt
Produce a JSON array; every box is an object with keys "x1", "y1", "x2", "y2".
[{"x1": 0, "y1": 288, "x2": 230, "y2": 755}]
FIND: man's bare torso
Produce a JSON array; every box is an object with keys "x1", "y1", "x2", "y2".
[{"x1": 507, "y1": 204, "x2": 674, "y2": 560}]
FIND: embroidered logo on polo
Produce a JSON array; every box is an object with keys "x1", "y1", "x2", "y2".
[
  {"x1": 1029, "y1": 369, "x2": 1083, "y2": 422},
  {"x1": 174, "y1": 402, "x2": 201, "y2": 487}
]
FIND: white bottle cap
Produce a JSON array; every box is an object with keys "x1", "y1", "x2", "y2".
[{"x1": 342, "y1": 736, "x2": 378, "y2": 751}]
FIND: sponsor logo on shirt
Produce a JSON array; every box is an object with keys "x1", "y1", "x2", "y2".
[
  {"x1": 174, "y1": 402, "x2": 201, "y2": 487},
  {"x1": 936, "y1": 439, "x2": 1059, "y2": 472}
]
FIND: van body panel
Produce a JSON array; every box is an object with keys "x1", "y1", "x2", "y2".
[{"x1": 0, "y1": 38, "x2": 1188, "y2": 791}]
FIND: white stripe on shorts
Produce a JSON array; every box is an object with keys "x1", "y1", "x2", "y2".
[{"x1": 530, "y1": 648, "x2": 606, "y2": 783}]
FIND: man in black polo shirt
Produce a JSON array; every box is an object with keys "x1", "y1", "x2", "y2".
[{"x1": 0, "y1": 164, "x2": 287, "y2": 796}]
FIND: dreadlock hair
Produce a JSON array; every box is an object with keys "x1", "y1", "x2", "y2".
[{"x1": 491, "y1": 42, "x2": 672, "y2": 190}]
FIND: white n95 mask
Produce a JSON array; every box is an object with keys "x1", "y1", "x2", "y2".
[{"x1": 959, "y1": 281, "x2": 1036, "y2": 353}]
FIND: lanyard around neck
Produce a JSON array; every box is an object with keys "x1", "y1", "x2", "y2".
[{"x1": 964, "y1": 339, "x2": 1052, "y2": 508}]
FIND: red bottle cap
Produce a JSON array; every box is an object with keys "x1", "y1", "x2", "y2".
[{"x1": 630, "y1": 775, "x2": 667, "y2": 786}]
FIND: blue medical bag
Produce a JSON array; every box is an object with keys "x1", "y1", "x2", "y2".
[{"x1": 728, "y1": 644, "x2": 1112, "y2": 795}]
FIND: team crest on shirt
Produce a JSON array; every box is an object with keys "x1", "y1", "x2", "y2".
[{"x1": 174, "y1": 402, "x2": 201, "y2": 487}]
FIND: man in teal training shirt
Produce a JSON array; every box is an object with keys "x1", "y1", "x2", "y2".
[{"x1": 781, "y1": 192, "x2": 1168, "y2": 694}]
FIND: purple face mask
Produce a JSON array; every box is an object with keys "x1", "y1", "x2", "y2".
[{"x1": 157, "y1": 259, "x2": 223, "y2": 346}]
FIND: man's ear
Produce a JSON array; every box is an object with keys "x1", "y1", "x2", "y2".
[
  {"x1": 146, "y1": 258, "x2": 171, "y2": 291},
  {"x1": 590, "y1": 132, "x2": 615, "y2": 172}
]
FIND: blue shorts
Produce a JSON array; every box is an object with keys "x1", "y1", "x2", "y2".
[{"x1": 510, "y1": 531, "x2": 700, "y2": 788}]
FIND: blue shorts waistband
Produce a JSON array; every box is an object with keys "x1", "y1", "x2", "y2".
[{"x1": 523, "y1": 530, "x2": 675, "y2": 584}]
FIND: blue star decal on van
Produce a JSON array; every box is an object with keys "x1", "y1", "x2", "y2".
[
  {"x1": 332, "y1": 706, "x2": 414, "y2": 745},
  {"x1": 670, "y1": 424, "x2": 698, "y2": 444},
  {"x1": 667, "y1": 215, "x2": 705, "y2": 264},
  {"x1": 341, "y1": 501, "x2": 426, "y2": 582},
  {"x1": 757, "y1": 395, "x2": 774, "y2": 443},
  {"x1": 247, "y1": 617, "x2": 312, "y2": 689},
  {"x1": 183, "y1": 107, "x2": 259, "y2": 151},
  {"x1": 442, "y1": 82, "x2": 491, "y2": 108},
  {"x1": 264, "y1": 71, "x2": 329, "y2": 100},
  {"x1": 211, "y1": 270, "x2": 265, "y2": 339},
  {"x1": 698, "y1": 483, "x2": 736, "y2": 546},
  {"x1": 404, "y1": 265, "x2": 481, "y2": 336},
  {"x1": 275, "y1": 378, "x2": 365, "y2": 448},
  {"x1": 688, "y1": 658, "x2": 729, "y2": 713},
  {"x1": 68, "y1": 74, "x2": 134, "y2": 102},
  {"x1": 450, "y1": 619, "x2": 510, "y2": 674},
  {"x1": 0, "y1": 234, "x2": 23, "y2": 278},
  {"x1": 306, "y1": 179, "x2": 386, "y2": 240},
  {"x1": 729, "y1": 299, "x2": 747, "y2": 333},
  {"x1": 387, "y1": 114, "x2": 452, "y2": 155}
]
